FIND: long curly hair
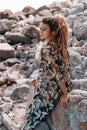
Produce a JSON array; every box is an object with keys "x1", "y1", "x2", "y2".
[{"x1": 42, "y1": 14, "x2": 69, "y2": 64}]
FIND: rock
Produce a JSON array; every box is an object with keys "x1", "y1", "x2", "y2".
[
  {"x1": 0, "y1": 35, "x2": 8, "y2": 43},
  {"x1": 32, "y1": 5, "x2": 50, "y2": 16},
  {"x1": 0, "y1": 62, "x2": 6, "y2": 71},
  {"x1": 72, "y1": 78, "x2": 87, "y2": 90},
  {"x1": 68, "y1": 49, "x2": 81, "y2": 67},
  {"x1": 84, "y1": 9, "x2": 87, "y2": 16},
  {"x1": 1, "y1": 112, "x2": 19, "y2": 130},
  {"x1": 0, "y1": 74, "x2": 7, "y2": 85},
  {"x1": 0, "y1": 114, "x2": 2, "y2": 126},
  {"x1": 35, "y1": 122, "x2": 51, "y2": 130},
  {"x1": 10, "y1": 85, "x2": 29, "y2": 101},
  {"x1": 69, "y1": 37, "x2": 79, "y2": 47},
  {"x1": 81, "y1": 57, "x2": 87, "y2": 70},
  {"x1": 0, "y1": 43, "x2": 16, "y2": 61},
  {"x1": 4, "y1": 58, "x2": 21, "y2": 67},
  {"x1": 22, "y1": 25, "x2": 40, "y2": 39},
  {"x1": 0, "y1": 19, "x2": 15, "y2": 35},
  {"x1": 27, "y1": 15, "x2": 36, "y2": 24},
  {"x1": 9, "y1": 11, "x2": 26, "y2": 21},
  {"x1": 0, "y1": 102, "x2": 13, "y2": 113},
  {"x1": 74, "y1": 21, "x2": 87, "y2": 40},
  {"x1": 38, "y1": 9, "x2": 52, "y2": 17},
  {"x1": 52, "y1": 90, "x2": 87, "y2": 130},
  {"x1": 49, "y1": 0, "x2": 72, "y2": 9},
  {"x1": 0, "y1": 9, "x2": 13, "y2": 19},
  {"x1": 71, "y1": 65, "x2": 84, "y2": 79},
  {"x1": 69, "y1": 3, "x2": 84, "y2": 15},
  {"x1": 82, "y1": 42, "x2": 87, "y2": 56},
  {"x1": 79, "y1": 121, "x2": 87, "y2": 130},
  {"x1": 5, "y1": 32, "x2": 31, "y2": 44},
  {"x1": 69, "y1": 46, "x2": 82, "y2": 54},
  {"x1": 22, "y1": 6, "x2": 36, "y2": 17}
]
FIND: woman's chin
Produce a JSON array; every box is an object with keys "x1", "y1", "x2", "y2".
[
  {"x1": 40, "y1": 37, "x2": 44, "y2": 40},
  {"x1": 40, "y1": 38, "x2": 45, "y2": 41}
]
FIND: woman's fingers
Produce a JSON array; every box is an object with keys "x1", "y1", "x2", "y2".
[
  {"x1": 60, "y1": 95, "x2": 69, "y2": 109},
  {"x1": 63, "y1": 100, "x2": 68, "y2": 108},
  {"x1": 31, "y1": 79, "x2": 37, "y2": 85},
  {"x1": 60, "y1": 100, "x2": 67, "y2": 108}
]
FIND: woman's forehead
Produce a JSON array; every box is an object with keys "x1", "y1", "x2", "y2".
[{"x1": 40, "y1": 23, "x2": 49, "y2": 28}]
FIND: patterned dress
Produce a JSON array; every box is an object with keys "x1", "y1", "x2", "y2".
[{"x1": 25, "y1": 40, "x2": 73, "y2": 130}]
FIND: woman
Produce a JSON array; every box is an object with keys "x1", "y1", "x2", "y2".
[{"x1": 24, "y1": 14, "x2": 73, "y2": 130}]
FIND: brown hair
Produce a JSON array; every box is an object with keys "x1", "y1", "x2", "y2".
[{"x1": 42, "y1": 14, "x2": 69, "y2": 64}]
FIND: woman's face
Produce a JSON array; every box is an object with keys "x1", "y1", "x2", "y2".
[{"x1": 39, "y1": 23, "x2": 51, "y2": 41}]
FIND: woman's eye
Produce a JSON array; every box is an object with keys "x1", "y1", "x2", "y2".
[{"x1": 40, "y1": 28, "x2": 46, "y2": 31}]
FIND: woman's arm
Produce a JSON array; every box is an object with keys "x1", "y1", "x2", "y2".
[
  {"x1": 59, "y1": 82, "x2": 69, "y2": 108},
  {"x1": 59, "y1": 82, "x2": 68, "y2": 97}
]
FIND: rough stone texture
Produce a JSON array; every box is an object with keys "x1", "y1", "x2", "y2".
[
  {"x1": 1, "y1": 112, "x2": 19, "y2": 130},
  {"x1": 5, "y1": 32, "x2": 31, "y2": 44},
  {"x1": 22, "y1": 25, "x2": 40, "y2": 39},
  {"x1": 74, "y1": 21, "x2": 87, "y2": 40},
  {"x1": 79, "y1": 121, "x2": 87, "y2": 130},
  {"x1": 0, "y1": 43, "x2": 15, "y2": 61},
  {"x1": 52, "y1": 90, "x2": 87, "y2": 130},
  {"x1": 0, "y1": 19, "x2": 15, "y2": 34}
]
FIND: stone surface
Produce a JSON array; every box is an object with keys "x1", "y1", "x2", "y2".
[{"x1": 0, "y1": 43, "x2": 15, "y2": 61}]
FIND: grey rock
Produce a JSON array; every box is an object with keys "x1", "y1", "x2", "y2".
[{"x1": 0, "y1": 43, "x2": 15, "y2": 61}]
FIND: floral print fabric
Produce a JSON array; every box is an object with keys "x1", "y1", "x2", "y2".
[{"x1": 25, "y1": 41, "x2": 73, "y2": 130}]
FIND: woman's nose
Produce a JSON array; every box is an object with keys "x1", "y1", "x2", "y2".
[
  {"x1": 40, "y1": 30, "x2": 43, "y2": 35},
  {"x1": 37, "y1": 27, "x2": 41, "y2": 33}
]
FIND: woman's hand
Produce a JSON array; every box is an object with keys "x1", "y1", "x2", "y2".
[
  {"x1": 30, "y1": 79, "x2": 38, "y2": 91},
  {"x1": 60, "y1": 94, "x2": 69, "y2": 109},
  {"x1": 30, "y1": 79, "x2": 37, "y2": 86},
  {"x1": 31, "y1": 79, "x2": 37, "y2": 85}
]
